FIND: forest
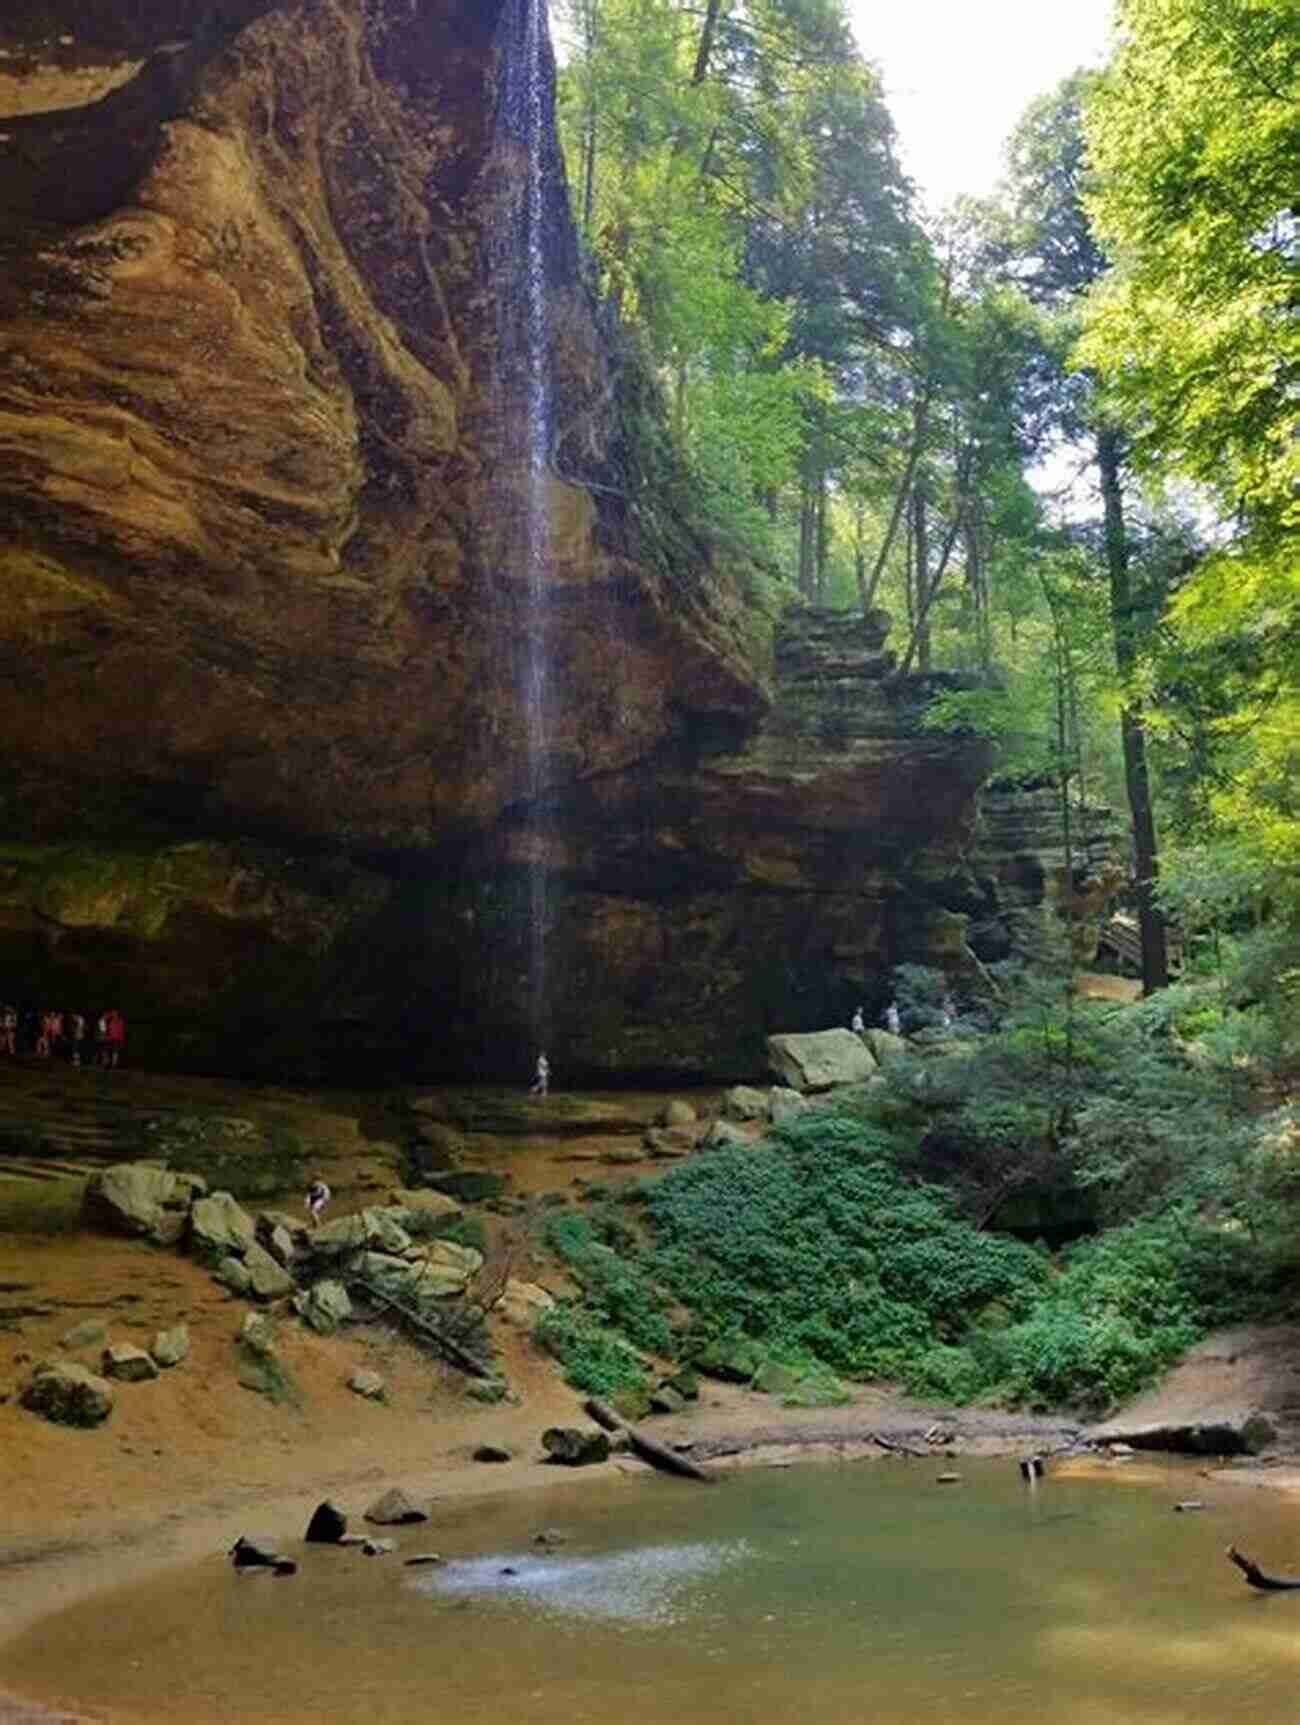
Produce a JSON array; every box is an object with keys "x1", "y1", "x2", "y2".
[{"x1": 537, "y1": 0, "x2": 1300, "y2": 1408}]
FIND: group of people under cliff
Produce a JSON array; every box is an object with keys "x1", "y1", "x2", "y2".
[{"x1": 0, "y1": 1004, "x2": 127, "y2": 1067}]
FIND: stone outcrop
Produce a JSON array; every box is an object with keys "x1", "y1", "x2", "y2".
[
  {"x1": 0, "y1": 5, "x2": 1003, "y2": 1082},
  {"x1": 766, "y1": 1029, "x2": 878, "y2": 1093},
  {"x1": 82, "y1": 1165, "x2": 206, "y2": 1245},
  {"x1": 20, "y1": 1360, "x2": 114, "y2": 1426}
]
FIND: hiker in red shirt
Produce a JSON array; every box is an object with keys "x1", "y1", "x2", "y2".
[{"x1": 105, "y1": 1009, "x2": 126, "y2": 1069}]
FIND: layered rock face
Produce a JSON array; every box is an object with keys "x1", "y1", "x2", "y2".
[{"x1": 0, "y1": 3, "x2": 997, "y2": 1080}]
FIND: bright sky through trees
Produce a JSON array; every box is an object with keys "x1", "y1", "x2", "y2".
[{"x1": 847, "y1": 0, "x2": 1115, "y2": 208}]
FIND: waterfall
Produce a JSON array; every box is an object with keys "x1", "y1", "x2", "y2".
[{"x1": 491, "y1": 0, "x2": 558, "y2": 1048}]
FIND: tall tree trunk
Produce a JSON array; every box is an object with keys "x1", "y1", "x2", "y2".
[
  {"x1": 912, "y1": 485, "x2": 931, "y2": 672},
  {"x1": 578, "y1": 0, "x2": 597, "y2": 231},
  {"x1": 860, "y1": 388, "x2": 931, "y2": 616},
  {"x1": 692, "y1": 0, "x2": 724, "y2": 84},
  {"x1": 814, "y1": 459, "x2": 828, "y2": 603},
  {"x1": 798, "y1": 466, "x2": 816, "y2": 598},
  {"x1": 1097, "y1": 423, "x2": 1168, "y2": 994}
]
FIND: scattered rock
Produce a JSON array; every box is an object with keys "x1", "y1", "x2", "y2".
[
  {"x1": 365, "y1": 1488, "x2": 427, "y2": 1525},
  {"x1": 865, "y1": 1028, "x2": 906, "y2": 1064},
  {"x1": 239, "y1": 1311, "x2": 277, "y2": 1356},
  {"x1": 533, "y1": 1528, "x2": 568, "y2": 1547},
  {"x1": 151, "y1": 1324, "x2": 190, "y2": 1368},
  {"x1": 404, "y1": 1553, "x2": 444, "y2": 1567},
  {"x1": 1174, "y1": 1501, "x2": 1206, "y2": 1513},
  {"x1": 659, "y1": 1099, "x2": 697, "y2": 1127},
  {"x1": 644, "y1": 1126, "x2": 696, "y2": 1158},
  {"x1": 20, "y1": 1361, "x2": 113, "y2": 1427},
  {"x1": 244, "y1": 1240, "x2": 295, "y2": 1301},
  {"x1": 295, "y1": 1279, "x2": 354, "y2": 1335},
  {"x1": 348, "y1": 1370, "x2": 385, "y2": 1401},
  {"x1": 82, "y1": 1164, "x2": 206, "y2": 1246},
  {"x1": 692, "y1": 1335, "x2": 764, "y2": 1383},
  {"x1": 473, "y1": 1444, "x2": 513, "y2": 1463},
  {"x1": 229, "y1": 1536, "x2": 295, "y2": 1574},
  {"x1": 766, "y1": 1028, "x2": 878, "y2": 1093},
  {"x1": 649, "y1": 1383, "x2": 686, "y2": 1415},
  {"x1": 599, "y1": 1146, "x2": 643, "y2": 1165},
  {"x1": 364, "y1": 1539, "x2": 395, "y2": 1558},
  {"x1": 937, "y1": 1472, "x2": 963, "y2": 1484},
  {"x1": 722, "y1": 1085, "x2": 768, "y2": 1122},
  {"x1": 257, "y1": 1217, "x2": 298, "y2": 1267},
  {"x1": 541, "y1": 1426, "x2": 611, "y2": 1467},
  {"x1": 496, "y1": 1280, "x2": 555, "y2": 1327},
  {"x1": 214, "y1": 1255, "x2": 253, "y2": 1296},
  {"x1": 305, "y1": 1500, "x2": 349, "y2": 1542},
  {"x1": 61, "y1": 1319, "x2": 107, "y2": 1350},
  {"x1": 702, "y1": 1119, "x2": 751, "y2": 1149},
  {"x1": 662, "y1": 1368, "x2": 699, "y2": 1401},
  {"x1": 190, "y1": 1191, "x2": 257, "y2": 1266},
  {"x1": 101, "y1": 1343, "x2": 159, "y2": 1383},
  {"x1": 767, "y1": 1086, "x2": 809, "y2": 1125},
  {"x1": 384, "y1": 1189, "x2": 464, "y2": 1231}
]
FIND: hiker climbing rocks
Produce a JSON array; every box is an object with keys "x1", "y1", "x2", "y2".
[
  {"x1": 305, "y1": 1178, "x2": 331, "y2": 1227},
  {"x1": 850, "y1": 1006, "x2": 865, "y2": 1035},
  {"x1": 884, "y1": 1001, "x2": 901, "y2": 1037}
]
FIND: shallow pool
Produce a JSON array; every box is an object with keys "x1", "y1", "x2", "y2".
[{"x1": 8, "y1": 1458, "x2": 1300, "y2": 1724}]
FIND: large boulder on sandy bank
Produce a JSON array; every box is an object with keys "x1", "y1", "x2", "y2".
[
  {"x1": 542, "y1": 1426, "x2": 611, "y2": 1467},
  {"x1": 21, "y1": 1361, "x2": 114, "y2": 1426},
  {"x1": 865, "y1": 1028, "x2": 906, "y2": 1064},
  {"x1": 766, "y1": 1029, "x2": 878, "y2": 1093},
  {"x1": 353, "y1": 1241, "x2": 482, "y2": 1302},
  {"x1": 307, "y1": 1209, "x2": 413, "y2": 1259},
  {"x1": 365, "y1": 1487, "x2": 427, "y2": 1524},
  {"x1": 82, "y1": 1163, "x2": 206, "y2": 1245},
  {"x1": 190, "y1": 1191, "x2": 257, "y2": 1265},
  {"x1": 244, "y1": 1241, "x2": 295, "y2": 1301}
]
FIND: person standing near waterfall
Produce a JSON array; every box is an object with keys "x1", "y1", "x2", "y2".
[{"x1": 530, "y1": 1052, "x2": 550, "y2": 1099}]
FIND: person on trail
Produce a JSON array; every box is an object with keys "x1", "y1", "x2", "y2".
[
  {"x1": 850, "y1": 1006, "x2": 865, "y2": 1036},
  {"x1": 530, "y1": 1052, "x2": 550, "y2": 1099},
  {"x1": 938, "y1": 993, "x2": 956, "y2": 1032},
  {"x1": 305, "y1": 1178, "x2": 331, "y2": 1228},
  {"x1": 95, "y1": 1010, "x2": 112, "y2": 1066},
  {"x1": 884, "y1": 1001, "x2": 901, "y2": 1037},
  {"x1": 68, "y1": 1011, "x2": 86, "y2": 1067},
  {"x1": 103, "y1": 1008, "x2": 126, "y2": 1068},
  {"x1": 0, "y1": 1005, "x2": 15, "y2": 1056}
]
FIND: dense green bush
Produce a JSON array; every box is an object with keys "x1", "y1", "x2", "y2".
[{"x1": 534, "y1": 1303, "x2": 651, "y2": 1399}]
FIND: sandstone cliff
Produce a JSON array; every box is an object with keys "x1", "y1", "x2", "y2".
[{"x1": 0, "y1": 1, "x2": 999, "y2": 1079}]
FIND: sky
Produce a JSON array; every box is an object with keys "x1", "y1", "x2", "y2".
[{"x1": 845, "y1": 0, "x2": 1116, "y2": 212}]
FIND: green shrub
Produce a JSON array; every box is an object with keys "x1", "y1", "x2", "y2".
[
  {"x1": 534, "y1": 1304, "x2": 650, "y2": 1399},
  {"x1": 542, "y1": 1210, "x2": 674, "y2": 1354}
]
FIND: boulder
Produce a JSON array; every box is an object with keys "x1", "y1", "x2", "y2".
[
  {"x1": 348, "y1": 1369, "x2": 385, "y2": 1400},
  {"x1": 722, "y1": 1085, "x2": 769, "y2": 1122},
  {"x1": 353, "y1": 1241, "x2": 482, "y2": 1302},
  {"x1": 190, "y1": 1191, "x2": 257, "y2": 1265},
  {"x1": 644, "y1": 1126, "x2": 696, "y2": 1159},
  {"x1": 365, "y1": 1488, "x2": 427, "y2": 1525},
  {"x1": 295, "y1": 1280, "x2": 353, "y2": 1335},
  {"x1": 214, "y1": 1255, "x2": 253, "y2": 1296},
  {"x1": 466, "y1": 1378, "x2": 511, "y2": 1403},
  {"x1": 384, "y1": 1189, "x2": 464, "y2": 1234},
  {"x1": 308, "y1": 1209, "x2": 413, "y2": 1259},
  {"x1": 541, "y1": 1426, "x2": 611, "y2": 1467},
  {"x1": 473, "y1": 1443, "x2": 513, "y2": 1463},
  {"x1": 649, "y1": 1383, "x2": 686, "y2": 1415},
  {"x1": 662, "y1": 1368, "x2": 699, "y2": 1400},
  {"x1": 693, "y1": 1335, "x2": 763, "y2": 1383},
  {"x1": 496, "y1": 1280, "x2": 555, "y2": 1328},
  {"x1": 244, "y1": 1241, "x2": 295, "y2": 1302},
  {"x1": 767, "y1": 1086, "x2": 810, "y2": 1126},
  {"x1": 151, "y1": 1324, "x2": 190, "y2": 1368},
  {"x1": 1094, "y1": 1414, "x2": 1279, "y2": 1457},
  {"x1": 239, "y1": 1312, "x2": 277, "y2": 1357},
  {"x1": 20, "y1": 1361, "x2": 113, "y2": 1427},
  {"x1": 257, "y1": 1213, "x2": 300, "y2": 1266},
  {"x1": 658, "y1": 1099, "x2": 697, "y2": 1127},
  {"x1": 305, "y1": 1500, "x2": 348, "y2": 1543},
  {"x1": 61, "y1": 1319, "x2": 107, "y2": 1350},
  {"x1": 865, "y1": 1028, "x2": 907, "y2": 1064},
  {"x1": 766, "y1": 1029, "x2": 878, "y2": 1093},
  {"x1": 702, "y1": 1119, "x2": 751, "y2": 1150},
  {"x1": 102, "y1": 1343, "x2": 159, "y2": 1383},
  {"x1": 362, "y1": 1537, "x2": 395, "y2": 1556},
  {"x1": 82, "y1": 1164, "x2": 206, "y2": 1245}
]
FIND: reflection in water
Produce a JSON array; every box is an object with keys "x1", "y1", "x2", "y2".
[
  {"x1": 425, "y1": 1541, "x2": 751, "y2": 1624},
  {"x1": 9, "y1": 1460, "x2": 1300, "y2": 1725}
]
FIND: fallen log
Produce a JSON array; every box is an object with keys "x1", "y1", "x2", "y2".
[
  {"x1": 872, "y1": 1432, "x2": 929, "y2": 1459},
  {"x1": 584, "y1": 1397, "x2": 716, "y2": 1483},
  {"x1": 1227, "y1": 1545, "x2": 1300, "y2": 1591}
]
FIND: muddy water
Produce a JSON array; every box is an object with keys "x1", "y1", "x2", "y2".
[{"x1": 8, "y1": 1460, "x2": 1300, "y2": 1725}]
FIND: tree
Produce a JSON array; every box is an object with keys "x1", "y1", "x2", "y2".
[{"x1": 999, "y1": 74, "x2": 1170, "y2": 994}]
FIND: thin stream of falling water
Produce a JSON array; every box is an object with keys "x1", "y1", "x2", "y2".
[{"x1": 494, "y1": 0, "x2": 555, "y2": 1044}]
